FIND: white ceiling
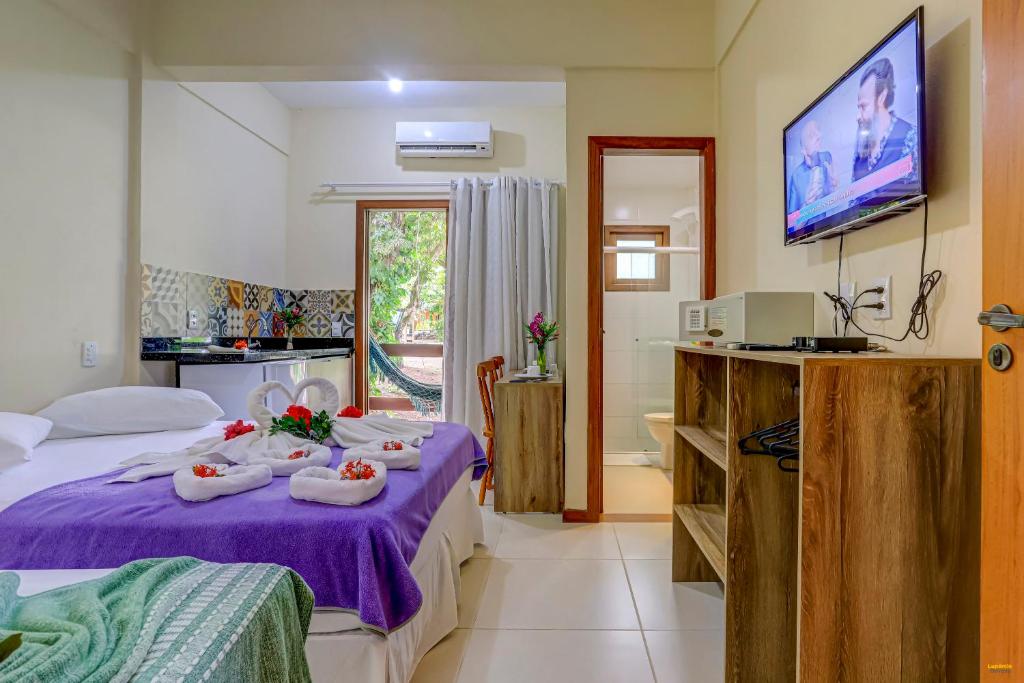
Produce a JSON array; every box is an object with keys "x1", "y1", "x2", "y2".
[
  {"x1": 604, "y1": 155, "x2": 700, "y2": 189},
  {"x1": 261, "y1": 80, "x2": 565, "y2": 109}
]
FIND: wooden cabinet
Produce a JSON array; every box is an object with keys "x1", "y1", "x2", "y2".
[
  {"x1": 493, "y1": 375, "x2": 564, "y2": 513},
  {"x1": 672, "y1": 346, "x2": 980, "y2": 681}
]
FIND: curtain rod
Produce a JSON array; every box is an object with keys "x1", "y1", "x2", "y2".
[
  {"x1": 603, "y1": 246, "x2": 700, "y2": 254},
  {"x1": 319, "y1": 179, "x2": 565, "y2": 191}
]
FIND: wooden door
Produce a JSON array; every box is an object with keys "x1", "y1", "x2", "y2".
[{"x1": 981, "y1": 2, "x2": 1024, "y2": 677}]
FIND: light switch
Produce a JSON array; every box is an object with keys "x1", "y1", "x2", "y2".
[
  {"x1": 81, "y1": 341, "x2": 98, "y2": 367},
  {"x1": 331, "y1": 321, "x2": 343, "y2": 337}
]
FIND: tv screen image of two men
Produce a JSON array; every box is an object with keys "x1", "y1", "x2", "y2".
[{"x1": 784, "y1": 18, "x2": 922, "y2": 241}]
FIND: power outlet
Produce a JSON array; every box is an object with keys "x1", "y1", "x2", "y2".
[
  {"x1": 839, "y1": 281, "x2": 857, "y2": 309},
  {"x1": 81, "y1": 341, "x2": 98, "y2": 368},
  {"x1": 331, "y1": 321, "x2": 343, "y2": 337},
  {"x1": 187, "y1": 309, "x2": 200, "y2": 330},
  {"x1": 870, "y1": 275, "x2": 893, "y2": 320}
]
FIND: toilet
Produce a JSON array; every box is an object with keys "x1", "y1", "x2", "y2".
[{"x1": 643, "y1": 412, "x2": 674, "y2": 469}]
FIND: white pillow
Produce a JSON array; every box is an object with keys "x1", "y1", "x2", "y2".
[
  {"x1": 0, "y1": 412, "x2": 53, "y2": 470},
  {"x1": 37, "y1": 387, "x2": 225, "y2": 439}
]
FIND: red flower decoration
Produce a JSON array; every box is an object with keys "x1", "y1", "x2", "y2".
[
  {"x1": 284, "y1": 404, "x2": 313, "y2": 428},
  {"x1": 224, "y1": 420, "x2": 256, "y2": 440},
  {"x1": 233, "y1": 340, "x2": 248, "y2": 350},
  {"x1": 337, "y1": 405, "x2": 363, "y2": 418},
  {"x1": 339, "y1": 458, "x2": 376, "y2": 480},
  {"x1": 287, "y1": 449, "x2": 307, "y2": 460},
  {"x1": 192, "y1": 464, "x2": 222, "y2": 478},
  {"x1": 382, "y1": 440, "x2": 403, "y2": 451}
]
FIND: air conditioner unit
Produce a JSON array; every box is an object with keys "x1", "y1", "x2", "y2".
[{"x1": 396, "y1": 121, "x2": 493, "y2": 158}]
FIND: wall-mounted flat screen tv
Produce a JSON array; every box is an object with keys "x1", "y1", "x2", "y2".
[{"x1": 784, "y1": 8, "x2": 926, "y2": 246}]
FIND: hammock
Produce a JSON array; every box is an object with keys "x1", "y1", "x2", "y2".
[{"x1": 368, "y1": 335, "x2": 443, "y2": 414}]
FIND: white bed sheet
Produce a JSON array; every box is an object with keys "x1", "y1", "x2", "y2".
[
  {"x1": 0, "y1": 423, "x2": 484, "y2": 683},
  {"x1": 0, "y1": 423, "x2": 230, "y2": 509}
]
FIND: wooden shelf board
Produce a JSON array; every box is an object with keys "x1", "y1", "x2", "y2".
[
  {"x1": 673, "y1": 343, "x2": 980, "y2": 367},
  {"x1": 674, "y1": 503, "x2": 726, "y2": 582},
  {"x1": 676, "y1": 425, "x2": 727, "y2": 470}
]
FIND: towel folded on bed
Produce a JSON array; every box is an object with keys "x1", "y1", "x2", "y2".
[
  {"x1": 235, "y1": 444, "x2": 332, "y2": 476},
  {"x1": 111, "y1": 443, "x2": 231, "y2": 483},
  {"x1": 111, "y1": 430, "x2": 312, "y2": 483},
  {"x1": 330, "y1": 415, "x2": 434, "y2": 448},
  {"x1": 288, "y1": 463, "x2": 387, "y2": 506},
  {"x1": 111, "y1": 377, "x2": 433, "y2": 483},
  {"x1": 173, "y1": 464, "x2": 273, "y2": 502},
  {"x1": 342, "y1": 440, "x2": 421, "y2": 470},
  {"x1": 248, "y1": 379, "x2": 340, "y2": 429}
]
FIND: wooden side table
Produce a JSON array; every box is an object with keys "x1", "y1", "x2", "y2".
[{"x1": 493, "y1": 373, "x2": 564, "y2": 513}]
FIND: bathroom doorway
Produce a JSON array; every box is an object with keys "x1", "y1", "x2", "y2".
[
  {"x1": 601, "y1": 155, "x2": 702, "y2": 516},
  {"x1": 574, "y1": 136, "x2": 715, "y2": 523}
]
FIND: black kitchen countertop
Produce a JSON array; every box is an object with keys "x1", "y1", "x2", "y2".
[{"x1": 140, "y1": 337, "x2": 353, "y2": 364}]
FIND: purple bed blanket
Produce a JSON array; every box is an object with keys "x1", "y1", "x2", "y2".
[{"x1": 0, "y1": 422, "x2": 485, "y2": 634}]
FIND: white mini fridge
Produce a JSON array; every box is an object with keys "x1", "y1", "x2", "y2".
[{"x1": 180, "y1": 356, "x2": 353, "y2": 420}]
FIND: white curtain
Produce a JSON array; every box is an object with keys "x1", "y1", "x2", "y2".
[{"x1": 443, "y1": 176, "x2": 559, "y2": 433}]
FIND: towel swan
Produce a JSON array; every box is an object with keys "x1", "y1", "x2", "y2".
[
  {"x1": 111, "y1": 377, "x2": 433, "y2": 485},
  {"x1": 247, "y1": 378, "x2": 340, "y2": 429},
  {"x1": 112, "y1": 378, "x2": 340, "y2": 483}
]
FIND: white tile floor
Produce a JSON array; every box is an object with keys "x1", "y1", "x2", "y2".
[
  {"x1": 411, "y1": 485, "x2": 725, "y2": 683},
  {"x1": 602, "y1": 465, "x2": 674, "y2": 515}
]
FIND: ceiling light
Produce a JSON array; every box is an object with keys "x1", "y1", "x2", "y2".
[{"x1": 388, "y1": 78, "x2": 403, "y2": 93}]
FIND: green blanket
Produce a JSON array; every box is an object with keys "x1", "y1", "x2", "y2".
[{"x1": 0, "y1": 558, "x2": 313, "y2": 683}]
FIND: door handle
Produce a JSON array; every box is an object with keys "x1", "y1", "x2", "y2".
[{"x1": 978, "y1": 304, "x2": 1024, "y2": 332}]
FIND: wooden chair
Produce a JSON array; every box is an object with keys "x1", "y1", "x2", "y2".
[{"x1": 476, "y1": 355, "x2": 504, "y2": 505}]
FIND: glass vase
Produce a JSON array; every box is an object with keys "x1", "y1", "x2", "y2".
[
  {"x1": 536, "y1": 342, "x2": 547, "y2": 375},
  {"x1": 286, "y1": 330, "x2": 294, "y2": 350}
]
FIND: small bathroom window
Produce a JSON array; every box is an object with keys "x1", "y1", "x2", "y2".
[{"x1": 603, "y1": 225, "x2": 670, "y2": 291}]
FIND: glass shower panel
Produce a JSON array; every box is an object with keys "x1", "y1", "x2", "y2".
[
  {"x1": 603, "y1": 248, "x2": 701, "y2": 459},
  {"x1": 639, "y1": 250, "x2": 697, "y2": 465}
]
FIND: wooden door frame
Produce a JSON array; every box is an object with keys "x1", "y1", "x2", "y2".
[
  {"x1": 568, "y1": 136, "x2": 716, "y2": 523},
  {"x1": 354, "y1": 199, "x2": 450, "y2": 411}
]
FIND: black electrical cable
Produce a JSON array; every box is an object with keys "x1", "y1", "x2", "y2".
[
  {"x1": 823, "y1": 197, "x2": 941, "y2": 342},
  {"x1": 832, "y1": 235, "x2": 845, "y2": 335}
]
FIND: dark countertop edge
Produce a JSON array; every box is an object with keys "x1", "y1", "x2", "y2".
[{"x1": 141, "y1": 348, "x2": 353, "y2": 364}]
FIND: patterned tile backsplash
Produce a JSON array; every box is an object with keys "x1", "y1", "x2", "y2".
[{"x1": 140, "y1": 263, "x2": 355, "y2": 338}]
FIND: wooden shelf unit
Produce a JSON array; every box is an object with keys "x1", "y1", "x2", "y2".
[
  {"x1": 675, "y1": 425, "x2": 727, "y2": 470},
  {"x1": 672, "y1": 345, "x2": 981, "y2": 682},
  {"x1": 674, "y1": 503, "x2": 726, "y2": 581}
]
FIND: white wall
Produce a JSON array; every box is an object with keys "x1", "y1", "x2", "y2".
[
  {"x1": 285, "y1": 106, "x2": 567, "y2": 291},
  {"x1": 148, "y1": 0, "x2": 715, "y2": 78},
  {"x1": 181, "y1": 82, "x2": 291, "y2": 153},
  {"x1": 47, "y1": 0, "x2": 139, "y2": 53},
  {"x1": 140, "y1": 75, "x2": 291, "y2": 286},
  {"x1": 0, "y1": 0, "x2": 131, "y2": 412},
  {"x1": 714, "y1": 0, "x2": 758, "y2": 64},
  {"x1": 716, "y1": 0, "x2": 981, "y2": 357},
  {"x1": 563, "y1": 68, "x2": 717, "y2": 509},
  {"x1": 603, "y1": 159, "x2": 701, "y2": 454}
]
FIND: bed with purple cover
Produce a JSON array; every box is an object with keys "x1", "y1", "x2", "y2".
[{"x1": 0, "y1": 422, "x2": 485, "y2": 635}]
